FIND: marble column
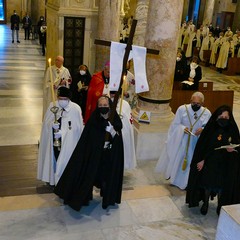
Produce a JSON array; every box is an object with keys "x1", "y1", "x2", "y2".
[
  {"x1": 95, "y1": 0, "x2": 121, "y2": 71},
  {"x1": 133, "y1": 0, "x2": 149, "y2": 46},
  {"x1": 133, "y1": 0, "x2": 184, "y2": 161},
  {"x1": 232, "y1": 0, "x2": 240, "y2": 32},
  {"x1": 203, "y1": 0, "x2": 216, "y2": 25}
]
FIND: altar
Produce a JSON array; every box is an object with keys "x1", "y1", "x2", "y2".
[{"x1": 216, "y1": 204, "x2": 240, "y2": 240}]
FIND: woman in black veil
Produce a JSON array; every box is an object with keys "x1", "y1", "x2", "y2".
[{"x1": 186, "y1": 105, "x2": 240, "y2": 215}]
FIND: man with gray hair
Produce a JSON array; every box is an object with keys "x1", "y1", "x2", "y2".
[{"x1": 155, "y1": 91, "x2": 211, "y2": 190}]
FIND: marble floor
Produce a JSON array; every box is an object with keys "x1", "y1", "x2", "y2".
[{"x1": 0, "y1": 24, "x2": 240, "y2": 240}]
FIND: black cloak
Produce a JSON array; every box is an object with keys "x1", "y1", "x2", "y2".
[
  {"x1": 70, "y1": 67, "x2": 92, "y2": 116},
  {"x1": 186, "y1": 105, "x2": 240, "y2": 208},
  {"x1": 54, "y1": 107, "x2": 124, "y2": 211}
]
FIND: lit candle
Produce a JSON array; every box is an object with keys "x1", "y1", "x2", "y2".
[{"x1": 48, "y1": 58, "x2": 56, "y2": 106}]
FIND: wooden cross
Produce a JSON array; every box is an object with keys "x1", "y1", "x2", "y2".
[{"x1": 94, "y1": 19, "x2": 159, "y2": 123}]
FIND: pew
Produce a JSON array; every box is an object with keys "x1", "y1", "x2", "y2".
[
  {"x1": 173, "y1": 80, "x2": 213, "y2": 91},
  {"x1": 203, "y1": 50, "x2": 211, "y2": 66},
  {"x1": 223, "y1": 57, "x2": 240, "y2": 76},
  {"x1": 170, "y1": 89, "x2": 234, "y2": 114}
]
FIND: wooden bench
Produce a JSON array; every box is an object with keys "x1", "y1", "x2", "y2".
[
  {"x1": 223, "y1": 57, "x2": 240, "y2": 76},
  {"x1": 170, "y1": 90, "x2": 234, "y2": 113},
  {"x1": 173, "y1": 81, "x2": 213, "y2": 91}
]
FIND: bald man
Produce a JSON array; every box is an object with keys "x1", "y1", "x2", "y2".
[{"x1": 43, "y1": 55, "x2": 72, "y2": 118}]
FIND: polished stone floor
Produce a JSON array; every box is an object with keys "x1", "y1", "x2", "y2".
[{"x1": 0, "y1": 24, "x2": 240, "y2": 240}]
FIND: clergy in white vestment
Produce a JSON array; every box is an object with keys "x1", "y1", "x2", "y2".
[
  {"x1": 110, "y1": 91, "x2": 137, "y2": 169},
  {"x1": 155, "y1": 92, "x2": 211, "y2": 190},
  {"x1": 38, "y1": 87, "x2": 84, "y2": 186},
  {"x1": 42, "y1": 56, "x2": 72, "y2": 118}
]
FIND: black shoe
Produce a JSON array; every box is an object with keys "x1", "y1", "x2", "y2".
[
  {"x1": 200, "y1": 202, "x2": 209, "y2": 215},
  {"x1": 24, "y1": 38, "x2": 26, "y2": 40},
  {"x1": 17, "y1": 40, "x2": 20, "y2": 43},
  {"x1": 12, "y1": 40, "x2": 14, "y2": 43}
]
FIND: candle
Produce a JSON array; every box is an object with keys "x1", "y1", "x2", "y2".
[{"x1": 48, "y1": 58, "x2": 56, "y2": 106}]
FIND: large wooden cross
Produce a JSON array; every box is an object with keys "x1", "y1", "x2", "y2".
[{"x1": 94, "y1": 19, "x2": 159, "y2": 123}]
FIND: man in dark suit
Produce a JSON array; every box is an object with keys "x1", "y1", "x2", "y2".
[
  {"x1": 22, "y1": 12, "x2": 32, "y2": 40},
  {"x1": 10, "y1": 10, "x2": 20, "y2": 43}
]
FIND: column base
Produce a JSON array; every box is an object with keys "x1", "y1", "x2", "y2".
[{"x1": 132, "y1": 105, "x2": 174, "y2": 161}]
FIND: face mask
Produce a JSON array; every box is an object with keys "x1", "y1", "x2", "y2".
[
  {"x1": 191, "y1": 62, "x2": 197, "y2": 68},
  {"x1": 58, "y1": 99, "x2": 69, "y2": 109},
  {"x1": 191, "y1": 104, "x2": 201, "y2": 112},
  {"x1": 98, "y1": 107, "x2": 109, "y2": 115},
  {"x1": 176, "y1": 57, "x2": 181, "y2": 62},
  {"x1": 217, "y1": 118, "x2": 229, "y2": 128},
  {"x1": 80, "y1": 70, "x2": 86, "y2": 75}
]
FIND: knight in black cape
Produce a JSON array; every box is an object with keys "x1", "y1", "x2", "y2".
[
  {"x1": 186, "y1": 105, "x2": 240, "y2": 215},
  {"x1": 54, "y1": 95, "x2": 124, "y2": 211}
]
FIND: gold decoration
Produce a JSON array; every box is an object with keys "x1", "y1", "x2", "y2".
[{"x1": 182, "y1": 158, "x2": 187, "y2": 171}]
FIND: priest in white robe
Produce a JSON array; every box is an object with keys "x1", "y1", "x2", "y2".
[
  {"x1": 155, "y1": 92, "x2": 211, "y2": 190},
  {"x1": 43, "y1": 56, "x2": 71, "y2": 118},
  {"x1": 38, "y1": 87, "x2": 84, "y2": 186}
]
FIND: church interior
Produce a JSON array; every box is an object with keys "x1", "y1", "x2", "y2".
[{"x1": 0, "y1": 0, "x2": 240, "y2": 239}]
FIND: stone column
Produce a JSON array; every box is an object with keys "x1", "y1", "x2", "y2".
[
  {"x1": 133, "y1": 0, "x2": 150, "y2": 46},
  {"x1": 133, "y1": 0, "x2": 184, "y2": 161},
  {"x1": 232, "y1": 0, "x2": 240, "y2": 32},
  {"x1": 203, "y1": 0, "x2": 216, "y2": 25},
  {"x1": 95, "y1": 0, "x2": 121, "y2": 71}
]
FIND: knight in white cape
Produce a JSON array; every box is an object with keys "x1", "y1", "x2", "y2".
[
  {"x1": 155, "y1": 92, "x2": 211, "y2": 190},
  {"x1": 37, "y1": 87, "x2": 84, "y2": 186}
]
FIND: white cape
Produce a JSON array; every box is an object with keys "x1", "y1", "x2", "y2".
[
  {"x1": 37, "y1": 101, "x2": 84, "y2": 185},
  {"x1": 117, "y1": 99, "x2": 136, "y2": 169}
]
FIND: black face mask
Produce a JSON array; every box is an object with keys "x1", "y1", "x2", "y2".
[
  {"x1": 98, "y1": 107, "x2": 109, "y2": 115},
  {"x1": 217, "y1": 118, "x2": 229, "y2": 128},
  {"x1": 191, "y1": 104, "x2": 201, "y2": 112}
]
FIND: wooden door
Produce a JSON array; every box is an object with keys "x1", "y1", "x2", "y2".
[{"x1": 64, "y1": 17, "x2": 85, "y2": 76}]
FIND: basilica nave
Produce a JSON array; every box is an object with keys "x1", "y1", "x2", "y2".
[{"x1": 0, "y1": 19, "x2": 240, "y2": 239}]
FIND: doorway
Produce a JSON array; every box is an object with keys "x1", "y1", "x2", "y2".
[{"x1": 0, "y1": 0, "x2": 6, "y2": 23}]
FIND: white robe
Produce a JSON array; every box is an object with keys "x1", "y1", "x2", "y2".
[
  {"x1": 155, "y1": 104, "x2": 211, "y2": 190},
  {"x1": 117, "y1": 99, "x2": 136, "y2": 169},
  {"x1": 37, "y1": 101, "x2": 84, "y2": 185},
  {"x1": 42, "y1": 65, "x2": 71, "y2": 118}
]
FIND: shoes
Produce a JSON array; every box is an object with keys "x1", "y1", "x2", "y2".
[
  {"x1": 24, "y1": 38, "x2": 26, "y2": 40},
  {"x1": 17, "y1": 40, "x2": 20, "y2": 43},
  {"x1": 200, "y1": 202, "x2": 209, "y2": 215},
  {"x1": 12, "y1": 40, "x2": 14, "y2": 43}
]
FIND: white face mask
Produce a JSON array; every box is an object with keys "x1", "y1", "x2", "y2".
[
  {"x1": 176, "y1": 57, "x2": 181, "y2": 62},
  {"x1": 80, "y1": 70, "x2": 86, "y2": 75},
  {"x1": 191, "y1": 62, "x2": 197, "y2": 68},
  {"x1": 58, "y1": 99, "x2": 69, "y2": 109}
]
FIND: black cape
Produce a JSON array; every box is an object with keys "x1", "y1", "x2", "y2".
[
  {"x1": 70, "y1": 69, "x2": 92, "y2": 117},
  {"x1": 186, "y1": 105, "x2": 240, "y2": 208},
  {"x1": 54, "y1": 109, "x2": 124, "y2": 211}
]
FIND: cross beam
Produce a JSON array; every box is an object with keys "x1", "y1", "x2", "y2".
[{"x1": 94, "y1": 19, "x2": 159, "y2": 126}]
